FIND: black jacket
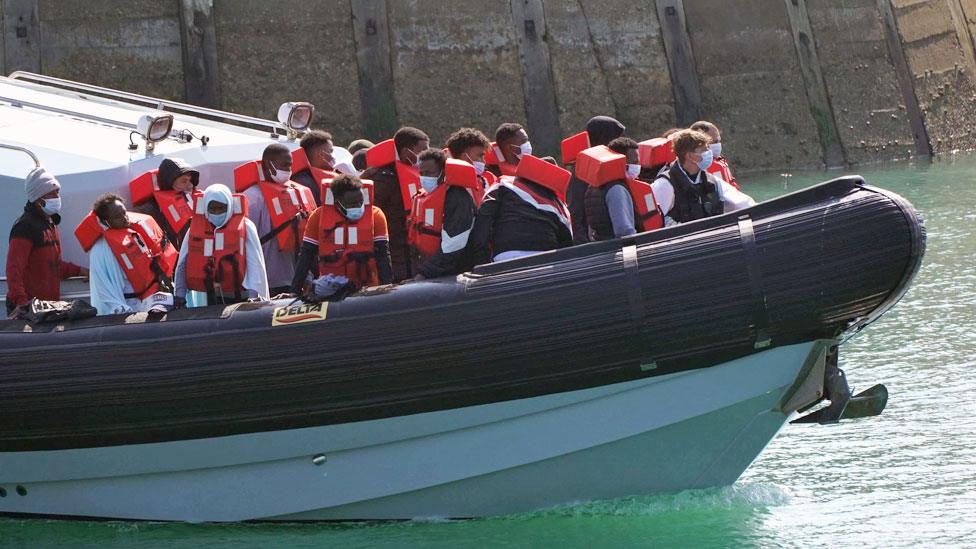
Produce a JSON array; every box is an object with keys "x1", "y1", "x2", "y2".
[
  {"x1": 371, "y1": 165, "x2": 411, "y2": 282},
  {"x1": 468, "y1": 181, "x2": 573, "y2": 265}
]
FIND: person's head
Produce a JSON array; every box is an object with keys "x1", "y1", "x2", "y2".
[
  {"x1": 93, "y1": 193, "x2": 129, "y2": 230},
  {"x1": 608, "y1": 137, "x2": 640, "y2": 179},
  {"x1": 661, "y1": 127, "x2": 683, "y2": 138},
  {"x1": 586, "y1": 116, "x2": 626, "y2": 147},
  {"x1": 262, "y1": 143, "x2": 292, "y2": 183},
  {"x1": 671, "y1": 129, "x2": 712, "y2": 174},
  {"x1": 25, "y1": 167, "x2": 62, "y2": 216},
  {"x1": 202, "y1": 184, "x2": 234, "y2": 228},
  {"x1": 495, "y1": 123, "x2": 530, "y2": 164},
  {"x1": 351, "y1": 148, "x2": 369, "y2": 172},
  {"x1": 393, "y1": 127, "x2": 430, "y2": 167},
  {"x1": 330, "y1": 174, "x2": 366, "y2": 221},
  {"x1": 418, "y1": 148, "x2": 447, "y2": 193},
  {"x1": 157, "y1": 157, "x2": 199, "y2": 193},
  {"x1": 300, "y1": 130, "x2": 335, "y2": 170},
  {"x1": 347, "y1": 139, "x2": 374, "y2": 155},
  {"x1": 690, "y1": 120, "x2": 723, "y2": 158},
  {"x1": 445, "y1": 128, "x2": 490, "y2": 172}
]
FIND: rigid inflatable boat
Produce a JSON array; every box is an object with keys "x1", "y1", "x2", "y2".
[{"x1": 0, "y1": 74, "x2": 925, "y2": 522}]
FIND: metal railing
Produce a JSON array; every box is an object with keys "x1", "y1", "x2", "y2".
[
  {"x1": 7, "y1": 72, "x2": 286, "y2": 136},
  {"x1": 0, "y1": 143, "x2": 41, "y2": 168}
]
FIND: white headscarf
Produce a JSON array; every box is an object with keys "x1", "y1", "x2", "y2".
[{"x1": 202, "y1": 184, "x2": 233, "y2": 228}]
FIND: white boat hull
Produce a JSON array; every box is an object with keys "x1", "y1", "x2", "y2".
[{"x1": 0, "y1": 341, "x2": 822, "y2": 522}]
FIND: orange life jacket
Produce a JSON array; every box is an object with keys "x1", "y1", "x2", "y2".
[
  {"x1": 291, "y1": 147, "x2": 336, "y2": 196},
  {"x1": 365, "y1": 139, "x2": 421, "y2": 212},
  {"x1": 185, "y1": 193, "x2": 249, "y2": 299},
  {"x1": 75, "y1": 211, "x2": 175, "y2": 300},
  {"x1": 576, "y1": 145, "x2": 664, "y2": 233},
  {"x1": 485, "y1": 141, "x2": 518, "y2": 176},
  {"x1": 129, "y1": 169, "x2": 202, "y2": 241},
  {"x1": 707, "y1": 157, "x2": 739, "y2": 190},
  {"x1": 638, "y1": 137, "x2": 676, "y2": 169},
  {"x1": 317, "y1": 185, "x2": 378, "y2": 289},
  {"x1": 408, "y1": 159, "x2": 482, "y2": 257},
  {"x1": 560, "y1": 131, "x2": 590, "y2": 167},
  {"x1": 233, "y1": 160, "x2": 316, "y2": 252}
]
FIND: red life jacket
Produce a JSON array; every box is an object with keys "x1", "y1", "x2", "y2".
[
  {"x1": 576, "y1": 145, "x2": 664, "y2": 233},
  {"x1": 185, "y1": 193, "x2": 249, "y2": 298},
  {"x1": 317, "y1": 183, "x2": 378, "y2": 289},
  {"x1": 75, "y1": 211, "x2": 175, "y2": 300},
  {"x1": 485, "y1": 141, "x2": 518, "y2": 176},
  {"x1": 129, "y1": 169, "x2": 202, "y2": 240},
  {"x1": 366, "y1": 139, "x2": 421, "y2": 212},
  {"x1": 408, "y1": 159, "x2": 482, "y2": 257},
  {"x1": 638, "y1": 137, "x2": 676, "y2": 169},
  {"x1": 291, "y1": 147, "x2": 336, "y2": 191},
  {"x1": 233, "y1": 160, "x2": 316, "y2": 252},
  {"x1": 707, "y1": 157, "x2": 739, "y2": 190},
  {"x1": 320, "y1": 177, "x2": 376, "y2": 211},
  {"x1": 560, "y1": 131, "x2": 590, "y2": 167}
]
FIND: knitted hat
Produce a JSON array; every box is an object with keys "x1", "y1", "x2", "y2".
[{"x1": 25, "y1": 167, "x2": 60, "y2": 202}]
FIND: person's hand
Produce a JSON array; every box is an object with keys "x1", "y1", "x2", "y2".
[{"x1": 7, "y1": 304, "x2": 26, "y2": 320}]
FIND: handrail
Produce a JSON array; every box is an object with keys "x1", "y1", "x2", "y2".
[
  {"x1": 0, "y1": 94, "x2": 137, "y2": 131},
  {"x1": 7, "y1": 72, "x2": 286, "y2": 135},
  {"x1": 0, "y1": 143, "x2": 41, "y2": 168}
]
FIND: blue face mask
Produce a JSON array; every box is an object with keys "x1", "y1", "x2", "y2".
[
  {"x1": 697, "y1": 149, "x2": 714, "y2": 171},
  {"x1": 342, "y1": 205, "x2": 365, "y2": 221},
  {"x1": 420, "y1": 175, "x2": 440, "y2": 193}
]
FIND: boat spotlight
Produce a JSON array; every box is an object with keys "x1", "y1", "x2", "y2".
[
  {"x1": 135, "y1": 113, "x2": 174, "y2": 154},
  {"x1": 277, "y1": 102, "x2": 315, "y2": 139}
]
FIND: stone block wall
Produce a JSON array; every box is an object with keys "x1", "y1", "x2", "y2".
[{"x1": 3, "y1": 0, "x2": 976, "y2": 171}]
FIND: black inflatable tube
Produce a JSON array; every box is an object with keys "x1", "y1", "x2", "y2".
[{"x1": 0, "y1": 176, "x2": 925, "y2": 451}]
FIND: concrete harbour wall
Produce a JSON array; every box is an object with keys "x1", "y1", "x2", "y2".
[{"x1": 2, "y1": 0, "x2": 976, "y2": 172}]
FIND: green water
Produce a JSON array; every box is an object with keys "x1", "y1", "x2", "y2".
[{"x1": 2, "y1": 156, "x2": 974, "y2": 548}]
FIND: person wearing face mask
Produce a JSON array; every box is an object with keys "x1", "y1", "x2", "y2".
[
  {"x1": 468, "y1": 154, "x2": 573, "y2": 265},
  {"x1": 75, "y1": 193, "x2": 177, "y2": 316},
  {"x1": 172, "y1": 184, "x2": 268, "y2": 308},
  {"x1": 235, "y1": 144, "x2": 316, "y2": 295},
  {"x1": 690, "y1": 120, "x2": 740, "y2": 190},
  {"x1": 130, "y1": 157, "x2": 202, "y2": 254},
  {"x1": 5, "y1": 167, "x2": 88, "y2": 317},
  {"x1": 650, "y1": 129, "x2": 754, "y2": 226},
  {"x1": 290, "y1": 174, "x2": 392, "y2": 294},
  {"x1": 368, "y1": 126, "x2": 429, "y2": 282},
  {"x1": 408, "y1": 149, "x2": 480, "y2": 280},
  {"x1": 565, "y1": 115, "x2": 627, "y2": 245},
  {"x1": 580, "y1": 138, "x2": 664, "y2": 241},
  {"x1": 291, "y1": 130, "x2": 337, "y2": 206},
  {"x1": 485, "y1": 123, "x2": 532, "y2": 177},
  {"x1": 445, "y1": 127, "x2": 494, "y2": 190}
]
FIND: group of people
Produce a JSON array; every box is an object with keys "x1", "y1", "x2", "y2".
[{"x1": 4, "y1": 114, "x2": 754, "y2": 317}]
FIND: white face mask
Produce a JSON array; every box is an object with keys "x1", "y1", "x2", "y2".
[
  {"x1": 518, "y1": 141, "x2": 533, "y2": 159},
  {"x1": 270, "y1": 161, "x2": 291, "y2": 184},
  {"x1": 420, "y1": 175, "x2": 439, "y2": 194},
  {"x1": 626, "y1": 164, "x2": 641, "y2": 180},
  {"x1": 709, "y1": 143, "x2": 722, "y2": 158},
  {"x1": 472, "y1": 161, "x2": 486, "y2": 176},
  {"x1": 40, "y1": 197, "x2": 61, "y2": 216}
]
